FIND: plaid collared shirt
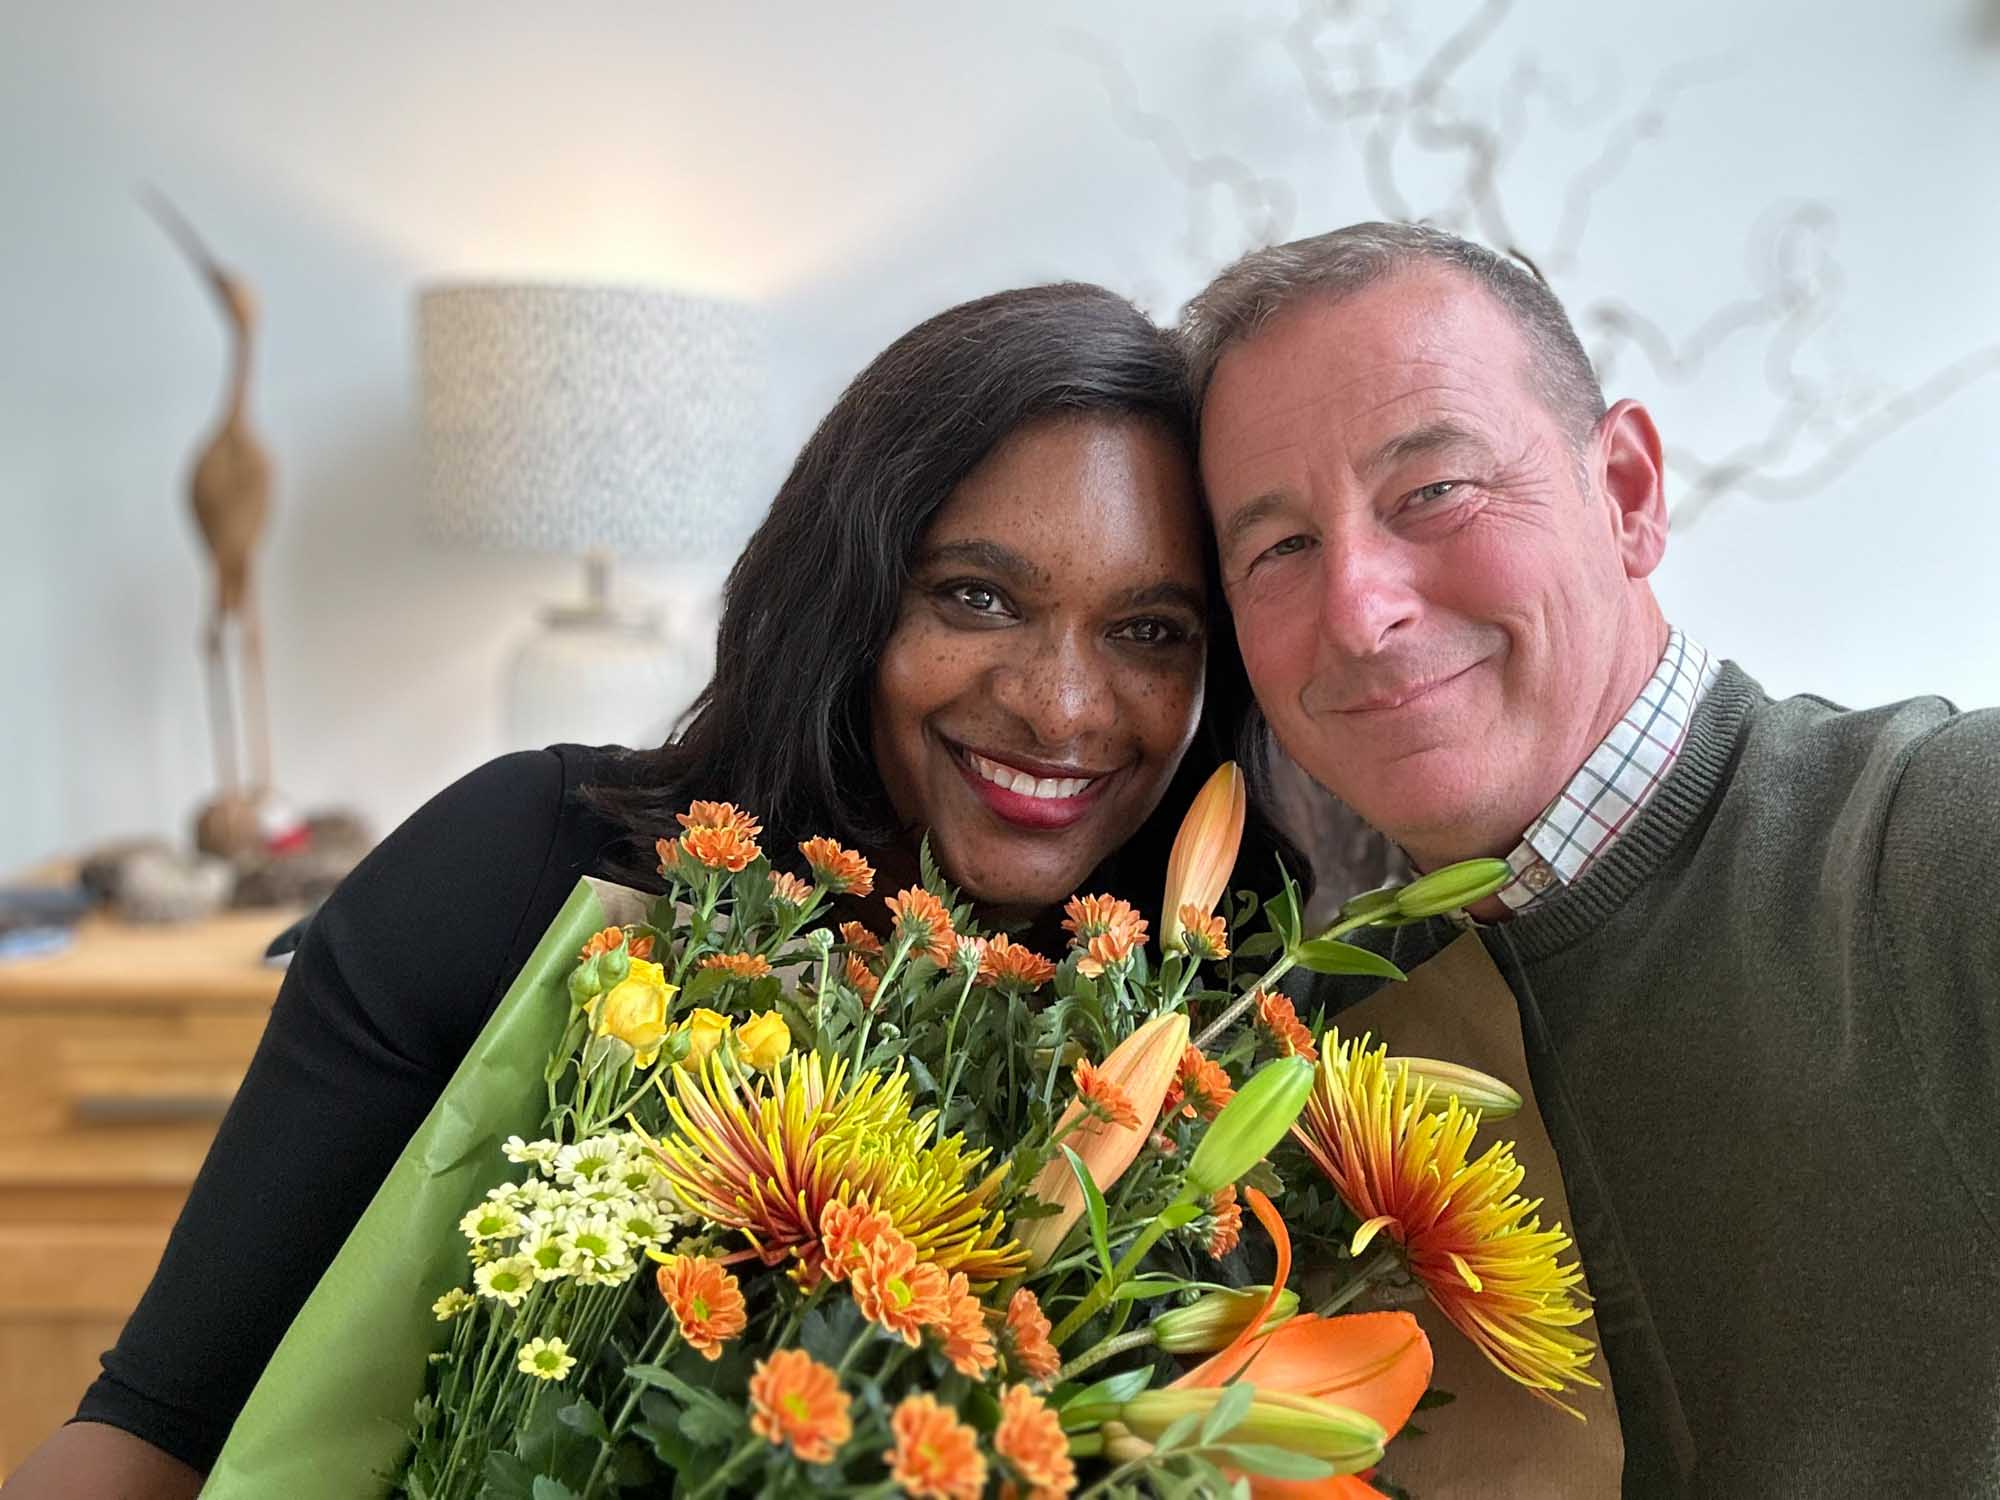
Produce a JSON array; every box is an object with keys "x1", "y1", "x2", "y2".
[{"x1": 1496, "y1": 629, "x2": 1722, "y2": 912}]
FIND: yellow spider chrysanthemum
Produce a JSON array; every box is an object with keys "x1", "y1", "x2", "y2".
[
  {"x1": 648, "y1": 1052, "x2": 1024, "y2": 1285},
  {"x1": 1293, "y1": 1030, "x2": 1601, "y2": 1416}
]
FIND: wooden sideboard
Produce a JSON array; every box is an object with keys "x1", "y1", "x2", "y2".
[{"x1": 0, "y1": 906, "x2": 296, "y2": 1476}]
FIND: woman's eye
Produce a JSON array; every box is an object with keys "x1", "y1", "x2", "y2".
[
  {"x1": 946, "y1": 582, "x2": 1005, "y2": 614},
  {"x1": 1112, "y1": 617, "x2": 1189, "y2": 647}
]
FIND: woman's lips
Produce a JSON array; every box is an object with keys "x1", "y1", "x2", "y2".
[{"x1": 949, "y1": 745, "x2": 1113, "y2": 831}]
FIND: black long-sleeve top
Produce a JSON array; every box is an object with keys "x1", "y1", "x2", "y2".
[{"x1": 76, "y1": 746, "x2": 631, "y2": 1471}]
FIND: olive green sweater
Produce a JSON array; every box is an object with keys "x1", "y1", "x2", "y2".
[{"x1": 1313, "y1": 663, "x2": 2000, "y2": 1496}]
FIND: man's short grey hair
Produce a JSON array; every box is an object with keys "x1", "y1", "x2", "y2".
[{"x1": 1180, "y1": 222, "x2": 1607, "y2": 447}]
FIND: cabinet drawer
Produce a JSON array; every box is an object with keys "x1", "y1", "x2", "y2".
[{"x1": 0, "y1": 1008, "x2": 269, "y2": 1187}]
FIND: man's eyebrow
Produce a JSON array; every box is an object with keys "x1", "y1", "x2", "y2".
[
  {"x1": 916, "y1": 538, "x2": 1048, "y2": 585},
  {"x1": 1360, "y1": 419, "x2": 1488, "y2": 477},
  {"x1": 1215, "y1": 492, "x2": 1290, "y2": 556}
]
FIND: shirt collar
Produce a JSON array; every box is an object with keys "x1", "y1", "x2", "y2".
[{"x1": 1494, "y1": 629, "x2": 1722, "y2": 913}]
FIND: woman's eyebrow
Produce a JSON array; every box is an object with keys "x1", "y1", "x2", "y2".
[
  {"x1": 917, "y1": 538, "x2": 1047, "y2": 584},
  {"x1": 1111, "y1": 581, "x2": 1206, "y2": 614}
]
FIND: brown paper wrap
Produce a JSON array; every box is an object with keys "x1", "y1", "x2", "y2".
[{"x1": 1330, "y1": 931, "x2": 1625, "y2": 1497}]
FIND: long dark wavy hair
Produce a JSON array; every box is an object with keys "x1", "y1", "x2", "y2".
[{"x1": 587, "y1": 282, "x2": 1293, "y2": 917}]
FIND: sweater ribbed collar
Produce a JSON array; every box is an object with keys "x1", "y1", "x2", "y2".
[{"x1": 1495, "y1": 661, "x2": 1767, "y2": 964}]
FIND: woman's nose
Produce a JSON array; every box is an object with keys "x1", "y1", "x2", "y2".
[{"x1": 989, "y1": 630, "x2": 1117, "y2": 748}]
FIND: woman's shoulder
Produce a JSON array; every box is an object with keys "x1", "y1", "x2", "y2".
[{"x1": 306, "y1": 744, "x2": 648, "y2": 1064}]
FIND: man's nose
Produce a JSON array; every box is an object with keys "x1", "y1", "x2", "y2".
[
  {"x1": 990, "y1": 630, "x2": 1118, "y2": 747},
  {"x1": 1316, "y1": 532, "x2": 1420, "y2": 658}
]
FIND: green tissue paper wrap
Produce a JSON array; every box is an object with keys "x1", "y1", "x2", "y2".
[{"x1": 202, "y1": 877, "x2": 648, "y2": 1498}]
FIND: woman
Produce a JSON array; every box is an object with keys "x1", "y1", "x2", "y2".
[{"x1": 7, "y1": 283, "x2": 1279, "y2": 1495}]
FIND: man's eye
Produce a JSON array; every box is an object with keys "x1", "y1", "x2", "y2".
[
  {"x1": 1255, "y1": 534, "x2": 1315, "y2": 568},
  {"x1": 1410, "y1": 481, "x2": 1460, "y2": 506}
]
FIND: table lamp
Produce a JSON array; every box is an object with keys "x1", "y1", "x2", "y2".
[{"x1": 418, "y1": 283, "x2": 764, "y2": 749}]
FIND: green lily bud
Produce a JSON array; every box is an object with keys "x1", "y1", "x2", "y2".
[
  {"x1": 1394, "y1": 858, "x2": 1511, "y2": 919},
  {"x1": 1395, "y1": 1055, "x2": 1522, "y2": 1120},
  {"x1": 1118, "y1": 1387, "x2": 1386, "y2": 1472},
  {"x1": 1336, "y1": 884, "x2": 1402, "y2": 923},
  {"x1": 1185, "y1": 1055, "x2": 1315, "y2": 1199},
  {"x1": 567, "y1": 957, "x2": 603, "y2": 1008},
  {"x1": 1154, "y1": 1286, "x2": 1300, "y2": 1353}
]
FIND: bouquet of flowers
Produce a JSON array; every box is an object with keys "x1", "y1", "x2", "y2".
[{"x1": 205, "y1": 767, "x2": 1599, "y2": 1499}]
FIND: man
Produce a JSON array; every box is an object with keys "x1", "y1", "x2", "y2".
[{"x1": 1185, "y1": 222, "x2": 1999, "y2": 1496}]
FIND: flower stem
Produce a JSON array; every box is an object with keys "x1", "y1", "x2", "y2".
[
  {"x1": 1049, "y1": 1208, "x2": 1180, "y2": 1348},
  {"x1": 1315, "y1": 1240, "x2": 1403, "y2": 1318},
  {"x1": 1056, "y1": 1326, "x2": 1157, "y2": 1382},
  {"x1": 687, "y1": 1430, "x2": 764, "y2": 1500}
]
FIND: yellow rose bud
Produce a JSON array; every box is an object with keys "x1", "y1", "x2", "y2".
[
  {"x1": 1153, "y1": 1286, "x2": 1300, "y2": 1353},
  {"x1": 734, "y1": 1010, "x2": 792, "y2": 1073},
  {"x1": 597, "y1": 958, "x2": 675, "y2": 1068},
  {"x1": 675, "y1": 1008, "x2": 732, "y2": 1071}
]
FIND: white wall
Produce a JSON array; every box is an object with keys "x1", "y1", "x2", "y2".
[{"x1": 5, "y1": 0, "x2": 1997, "y2": 870}]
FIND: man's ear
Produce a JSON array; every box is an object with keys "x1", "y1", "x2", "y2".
[{"x1": 1595, "y1": 399, "x2": 1669, "y2": 579}]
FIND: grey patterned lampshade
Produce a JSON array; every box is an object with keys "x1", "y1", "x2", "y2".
[{"x1": 418, "y1": 284, "x2": 764, "y2": 554}]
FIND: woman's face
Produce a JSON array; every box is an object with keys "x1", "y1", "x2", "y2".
[{"x1": 871, "y1": 415, "x2": 1209, "y2": 913}]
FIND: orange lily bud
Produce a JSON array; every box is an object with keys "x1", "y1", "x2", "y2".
[
  {"x1": 1161, "y1": 762, "x2": 1246, "y2": 951},
  {"x1": 1118, "y1": 1386, "x2": 1385, "y2": 1472},
  {"x1": 1394, "y1": 1056, "x2": 1521, "y2": 1120},
  {"x1": 1016, "y1": 1011, "x2": 1189, "y2": 1268}
]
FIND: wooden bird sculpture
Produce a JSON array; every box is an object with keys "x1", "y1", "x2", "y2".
[{"x1": 144, "y1": 190, "x2": 276, "y2": 859}]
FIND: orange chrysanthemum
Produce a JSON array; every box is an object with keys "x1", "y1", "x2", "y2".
[
  {"x1": 977, "y1": 934, "x2": 1059, "y2": 990},
  {"x1": 627, "y1": 934, "x2": 654, "y2": 961},
  {"x1": 768, "y1": 870, "x2": 814, "y2": 907},
  {"x1": 655, "y1": 1254, "x2": 747, "y2": 1361},
  {"x1": 844, "y1": 953, "x2": 881, "y2": 1006},
  {"x1": 936, "y1": 1271, "x2": 997, "y2": 1378},
  {"x1": 800, "y1": 836, "x2": 876, "y2": 897},
  {"x1": 849, "y1": 1228, "x2": 952, "y2": 1346},
  {"x1": 577, "y1": 926, "x2": 627, "y2": 961},
  {"x1": 1256, "y1": 987, "x2": 1319, "y2": 1063},
  {"x1": 1003, "y1": 1288, "x2": 1061, "y2": 1384},
  {"x1": 699, "y1": 951, "x2": 773, "y2": 980},
  {"x1": 749, "y1": 1348, "x2": 852, "y2": 1465},
  {"x1": 1061, "y1": 892, "x2": 1147, "y2": 946},
  {"x1": 884, "y1": 1394, "x2": 987, "y2": 1500},
  {"x1": 1162, "y1": 1045, "x2": 1235, "y2": 1122},
  {"x1": 819, "y1": 1197, "x2": 897, "y2": 1284},
  {"x1": 680, "y1": 824, "x2": 762, "y2": 873},
  {"x1": 1176, "y1": 905, "x2": 1230, "y2": 962},
  {"x1": 839, "y1": 921, "x2": 884, "y2": 958},
  {"x1": 993, "y1": 1384, "x2": 1076, "y2": 1500},
  {"x1": 680, "y1": 801, "x2": 763, "y2": 839},
  {"x1": 1071, "y1": 1058, "x2": 1140, "y2": 1130},
  {"x1": 1294, "y1": 1030, "x2": 1600, "y2": 1414},
  {"x1": 1204, "y1": 1184, "x2": 1243, "y2": 1259},
  {"x1": 885, "y1": 886, "x2": 956, "y2": 969}
]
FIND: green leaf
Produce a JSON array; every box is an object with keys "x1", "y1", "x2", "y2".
[
  {"x1": 1215, "y1": 1443, "x2": 1340, "y2": 1480},
  {"x1": 677, "y1": 1394, "x2": 741, "y2": 1449},
  {"x1": 556, "y1": 1399, "x2": 610, "y2": 1444},
  {"x1": 1113, "y1": 1275, "x2": 1190, "y2": 1300},
  {"x1": 1291, "y1": 938, "x2": 1406, "y2": 981},
  {"x1": 1061, "y1": 1145, "x2": 1114, "y2": 1281},
  {"x1": 1059, "y1": 1366, "x2": 1157, "y2": 1429},
  {"x1": 1414, "y1": 1387, "x2": 1458, "y2": 1410},
  {"x1": 479, "y1": 1453, "x2": 535, "y2": 1500},
  {"x1": 1158, "y1": 1200, "x2": 1202, "y2": 1230},
  {"x1": 1200, "y1": 1380, "x2": 1257, "y2": 1446},
  {"x1": 1152, "y1": 1411, "x2": 1204, "y2": 1452},
  {"x1": 919, "y1": 834, "x2": 947, "y2": 898},
  {"x1": 1232, "y1": 932, "x2": 1283, "y2": 961},
  {"x1": 531, "y1": 1477, "x2": 581, "y2": 1500}
]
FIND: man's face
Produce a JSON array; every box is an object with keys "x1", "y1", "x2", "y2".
[{"x1": 1200, "y1": 269, "x2": 1664, "y2": 865}]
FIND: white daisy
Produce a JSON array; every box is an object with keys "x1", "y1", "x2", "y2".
[
  {"x1": 472, "y1": 1255, "x2": 536, "y2": 1308},
  {"x1": 553, "y1": 1138, "x2": 621, "y2": 1187},
  {"x1": 431, "y1": 1287, "x2": 475, "y2": 1321},
  {"x1": 517, "y1": 1336, "x2": 577, "y2": 1382},
  {"x1": 502, "y1": 1135, "x2": 562, "y2": 1171},
  {"x1": 458, "y1": 1200, "x2": 524, "y2": 1243}
]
